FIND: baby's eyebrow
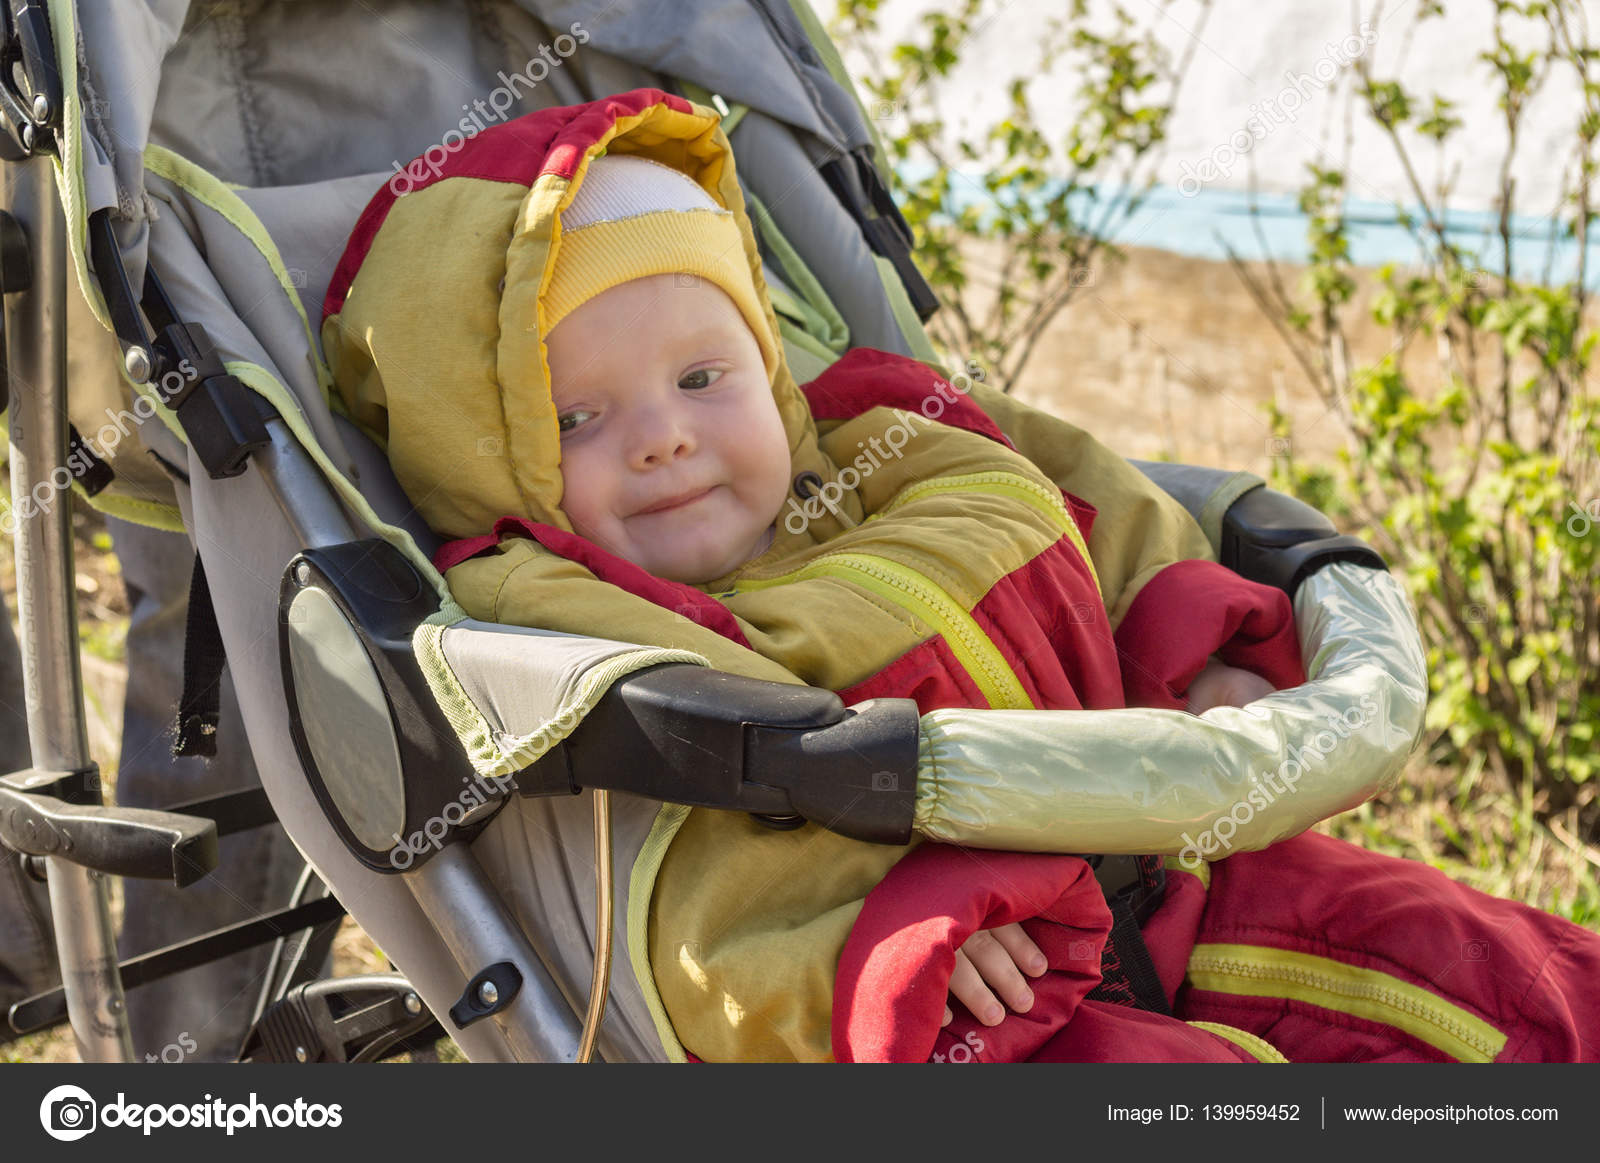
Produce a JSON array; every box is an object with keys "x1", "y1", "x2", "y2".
[{"x1": 673, "y1": 315, "x2": 750, "y2": 348}]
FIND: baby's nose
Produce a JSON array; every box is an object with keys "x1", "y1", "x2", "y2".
[{"x1": 630, "y1": 404, "x2": 697, "y2": 467}]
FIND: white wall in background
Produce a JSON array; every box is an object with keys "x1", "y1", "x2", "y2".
[{"x1": 819, "y1": 0, "x2": 1593, "y2": 217}]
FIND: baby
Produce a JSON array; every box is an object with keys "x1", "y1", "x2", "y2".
[
  {"x1": 537, "y1": 156, "x2": 1274, "y2": 1031},
  {"x1": 327, "y1": 109, "x2": 1300, "y2": 1054},
  {"x1": 325, "y1": 91, "x2": 1600, "y2": 1063}
]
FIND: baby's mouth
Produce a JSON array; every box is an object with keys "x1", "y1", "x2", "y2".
[{"x1": 636, "y1": 485, "x2": 716, "y2": 515}]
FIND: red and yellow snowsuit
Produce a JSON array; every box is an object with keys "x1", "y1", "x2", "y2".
[{"x1": 323, "y1": 89, "x2": 1600, "y2": 1062}]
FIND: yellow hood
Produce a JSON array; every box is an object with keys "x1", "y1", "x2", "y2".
[{"x1": 321, "y1": 89, "x2": 824, "y2": 544}]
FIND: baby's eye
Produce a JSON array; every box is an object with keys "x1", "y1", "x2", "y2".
[
  {"x1": 678, "y1": 368, "x2": 724, "y2": 391},
  {"x1": 557, "y1": 409, "x2": 595, "y2": 435}
]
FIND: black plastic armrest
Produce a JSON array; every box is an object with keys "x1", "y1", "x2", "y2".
[
  {"x1": 1221, "y1": 485, "x2": 1386, "y2": 595},
  {"x1": 518, "y1": 665, "x2": 921, "y2": 846}
]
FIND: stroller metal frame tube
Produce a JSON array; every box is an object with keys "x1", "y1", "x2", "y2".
[
  {"x1": 3, "y1": 156, "x2": 132, "y2": 1061},
  {"x1": 404, "y1": 847, "x2": 584, "y2": 1062},
  {"x1": 255, "y1": 417, "x2": 364, "y2": 549}
]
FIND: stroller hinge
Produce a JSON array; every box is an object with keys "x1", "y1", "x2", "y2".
[
  {"x1": 0, "y1": 0, "x2": 60, "y2": 160},
  {"x1": 0, "y1": 765, "x2": 220, "y2": 889},
  {"x1": 85, "y1": 211, "x2": 273, "y2": 479}
]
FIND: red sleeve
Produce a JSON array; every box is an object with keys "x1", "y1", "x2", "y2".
[
  {"x1": 1113, "y1": 560, "x2": 1306, "y2": 709},
  {"x1": 832, "y1": 845, "x2": 1257, "y2": 1062}
]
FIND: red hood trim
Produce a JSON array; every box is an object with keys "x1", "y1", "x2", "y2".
[{"x1": 322, "y1": 88, "x2": 694, "y2": 322}]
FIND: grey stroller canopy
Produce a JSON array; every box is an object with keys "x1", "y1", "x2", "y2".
[{"x1": 0, "y1": 0, "x2": 1425, "y2": 1062}]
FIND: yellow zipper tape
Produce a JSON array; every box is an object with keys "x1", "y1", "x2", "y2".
[
  {"x1": 1185, "y1": 1020, "x2": 1290, "y2": 1062},
  {"x1": 875, "y1": 471, "x2": 1102, "y2": 596},
  {"x1": 734, "y1": 552, "x2": 1033, "y2": 710},
  {"x1": 1186, "y1": 943, "x2": 1508, "y2": 1062}
]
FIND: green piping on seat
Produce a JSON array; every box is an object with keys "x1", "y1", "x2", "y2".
[{"x1": 631, "y1": 802, "x2": 695, "y2": 1063}]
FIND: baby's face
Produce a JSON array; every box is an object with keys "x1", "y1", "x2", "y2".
[{"x1": 545, "y1": 273, "x2": 792, "y2": 584}]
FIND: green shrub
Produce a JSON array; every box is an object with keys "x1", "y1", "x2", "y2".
[{"x1": 1235, "y1": 0, "x2": 1600, "y2": 831}]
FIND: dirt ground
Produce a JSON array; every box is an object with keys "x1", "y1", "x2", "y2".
[{"x1": 994, "y1": 242, "x2": 1423, "y2": 474}]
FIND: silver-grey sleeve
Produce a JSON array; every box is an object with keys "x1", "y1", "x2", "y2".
[{"x1": 911, "y1": 562, "x2": 1428, "y2": 860}]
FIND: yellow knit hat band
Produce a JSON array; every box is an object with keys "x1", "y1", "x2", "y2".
[{"x1": 544, "y1": 208, "x2": 779, "y2": 376}]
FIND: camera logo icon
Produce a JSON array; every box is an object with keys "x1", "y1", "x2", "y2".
[
  {"x1": 1462, "y1": 939, "x2": 1490, "y2": 962},
  {"x1": 39, "y1": 1084, "x2": 97, "y2": 1141},
  {"x1": 870, "y1": 771, "x2": 898, "y2": 792}
]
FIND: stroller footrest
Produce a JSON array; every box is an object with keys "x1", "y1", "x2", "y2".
[{"x1": 0, "y1": 768, "x2": 219, "y2": 887}]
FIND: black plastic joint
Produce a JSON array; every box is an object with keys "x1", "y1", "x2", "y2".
[
  {"x1": 448, "y1": 962, "x2": 522, "y2": 1030},
  {"x1": 745, "y1": 697, "x2": 920, "y2": 845},
  {"x1": 1221, "y1": 485, "x2": 1387, "y2": 595},
  {"x1": 148, "y1": 321, "x2": 272, "y2": 479},
  {"x1": 516, "y1": 665, "x2": 921, "y2": 845},
  {"x1": 0, "y1": 767, "x2": 219, "y2": 887}
]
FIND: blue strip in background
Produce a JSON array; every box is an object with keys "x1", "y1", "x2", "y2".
[{"x1": 927, "y1": 170, "x2": 1600, "y2": 287}]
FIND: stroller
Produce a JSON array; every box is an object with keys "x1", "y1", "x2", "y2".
[{"x1": 0, "y1": 0, "x2": 1425, "y2": 1062}]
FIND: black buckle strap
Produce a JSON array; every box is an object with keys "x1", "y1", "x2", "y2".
[
  {"x1": 1085, "y1": 854, "x2": 1171, "y2": 1014},
  {"x1": 818, "y1": 147, "x2": 941, "y2": 322},
  {"x1": 173, "y1": 552, "x2": 227, "y2": 758},
  {"x1": 1090, "y1": 853, "x2": 1166, "y2": 925},
  {"x1": 1089, "y1": 895, "x2": 1173, "y2": 1015}
]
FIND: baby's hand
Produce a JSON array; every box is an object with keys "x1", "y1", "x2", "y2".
[
  {"x1": 943, "y1": 923, "x2": 1048, "y2": 1027},
  {"x1": 1186, "y1": 656, "x2": 1275, "y2": 713}
]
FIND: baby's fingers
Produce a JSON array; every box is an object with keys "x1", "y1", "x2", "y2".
[
  {"x1": 991, "y1": 923, "x2": 1048, "y2": 977},
  {"x1": 956, "y1": 929, "x2": 1035, "y2": 1021},
  {"x1": 947, "y1": 949, "x2": 1006, "y2": 1026}
]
